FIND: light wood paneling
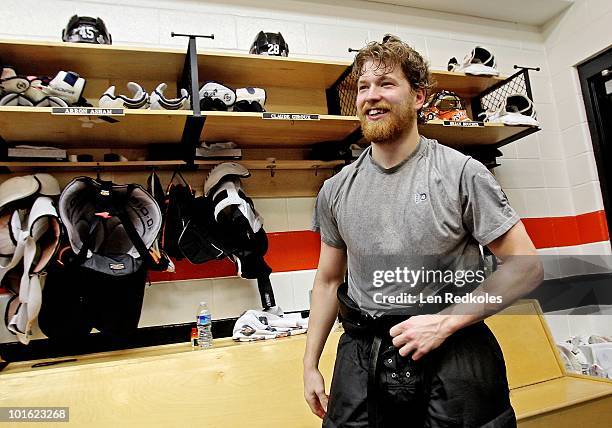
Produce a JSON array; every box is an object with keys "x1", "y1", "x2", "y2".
[
  {"x1": 420, "y1": 121, "x2": 537, "y2": 147},
  {"x1": 0, "y1": 107, "x2": 189, "y2": 147},
  {"x1": 247, "y1": 86, "x2": 329, "y2": 115},
  {"x1": 486, "y1": 301, "x2": 564, "y2": 389},
  {"x1": 198, "y1": 50, "x2": 349, "y2": 89},
  {"x1": 0, "y1": 107, "x2": 536, "y2": 149},
  {"x1": 201, "y1": 112, "x2": 360, "y2": 147},
  {"x1": 431, "y1": 71, "x2": 505, "y2": 98},
  {"x1": 195, "y1": 159, "x2": 344, "y2": 170},
  {"x1": 1, "y1": 302, "x2": 611, "y2": 426},
  {"x1": 0, "y1": 332, "x2": 342, "y2": 428},
  {"x1": 0, "y1": 40, "x2": 503, "y2": 97},
  {"x1": 0, "y1": 40, "x2": 186, "y2": 82},
  {"x1": 512, "y1": 378, "x2": 612, "y2": 425},
  {"x1": 0, "y1": 161, "x2": 185, "y2": 173},
  {"x1": 229, "y1": 169, "x2": 332, "y2": 197}
]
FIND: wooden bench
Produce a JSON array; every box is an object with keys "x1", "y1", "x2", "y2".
[
  {"x1": 0, "y1": 300, "x2": 610, "y2": 427},
  {"x1": 486, "y1": 300, "x2": 612, "y2": 427}
]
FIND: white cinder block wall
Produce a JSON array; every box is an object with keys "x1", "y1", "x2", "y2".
[
  {"x1": 538, "y1": 0, "x2": 612, "y2": 342},
  {"x1": 0, "y1": 0, "x2": 611, "y2": 344}
]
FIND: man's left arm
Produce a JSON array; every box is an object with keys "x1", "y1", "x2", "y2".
[
  {"x1": 390, "y1": 218, "x2": 544, "y2": 359},
  {"x1": 441, "y1": 220, "x2": 544, "y2": 330}
]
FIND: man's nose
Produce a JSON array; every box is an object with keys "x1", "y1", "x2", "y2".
[
  {"x1": 357, "y1": 84, "x2": 384, "y2": 111},
  {"x1": 364, "y1": 86, "x2": 383, "y2": 102}
]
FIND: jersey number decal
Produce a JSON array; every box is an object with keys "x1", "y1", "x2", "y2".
[
  {"x1": 78, "y1": 27, "x2": 95, "y2": 39},
  {"x1": 267, "y1": 44, "x2": 280, "y2": 55}
]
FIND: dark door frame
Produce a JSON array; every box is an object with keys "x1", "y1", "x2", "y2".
[{"x1": 577, "y1": 47, "x2": 612, "y2": 240}]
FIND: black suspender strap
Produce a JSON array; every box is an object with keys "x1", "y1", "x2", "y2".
[{"x1": 367, "y1": 335, "x2": 383, "y2": 428}]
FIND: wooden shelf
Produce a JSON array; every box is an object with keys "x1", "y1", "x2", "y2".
[
  {"x1": 195, "y1": 159, "x2": 345, "y2": 170},
  {"x1": 0, "y1": 40, "x2": 351, "y2": 91},
  {"x1": 0, "y1": 39, "x2": 534, "y2": 160},
  {"x1": 0, "y1": 40, "x2": 502, "y2": 96},
  {"x1": 200, "y1": 111, "x2": 360, "y2": 147},
  {"x1": 0, "y1": 160, "x2": 186, "y2": 173},
  {"x1": 0, "y1": 106, "x2": 190, "y2": 147},
  {"x1": 0, "y1": 40, "x2": 186, "y2": 82},
  {"x1": 0, "y1": 107, "x2": 537, "y2": 150},
  {"x1": 336, "y1": 69, "x2": 505, "y2": 107},
  {"x1": 198, "y1": 50, "x2": 350, "y2": 89},
  {"x1": 430, "y1": 70, "x2": 505, "y2": 98},
  {"x1": 419, "y1": 121, "x2": 539, "y2": 147}
]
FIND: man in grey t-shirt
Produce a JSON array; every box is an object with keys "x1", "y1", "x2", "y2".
[{"x1": 303, "y1": 35, "x2": 543, "y2": 428}]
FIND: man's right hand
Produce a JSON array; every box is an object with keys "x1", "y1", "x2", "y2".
[
  {"x1": 303, "y1": 241, "x2": 346, "y2": 420},
  {"x1": 304, "y1": 367, "x2": 328, "y2": 419}
]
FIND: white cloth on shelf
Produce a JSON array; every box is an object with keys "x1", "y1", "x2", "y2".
[{"x1": 232, "y1": 309, "x2": 308, "y2": 342}]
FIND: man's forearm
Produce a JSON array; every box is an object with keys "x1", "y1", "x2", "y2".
[
  {"x1": 303, "y1": 281, "x2": 341, "y2": 370},
  {"x1": 440, "y1": 255, "x2": 544, "y2": 333}
]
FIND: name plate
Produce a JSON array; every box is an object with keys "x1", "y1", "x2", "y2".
[
  {"x1": 263, "y1": 112, "x2": 320, "y2": 121},
  {"x1": 442, "y1": 121, "x2": 484, "y2": 127},
  {"x1": 52, "y1": 107, "x2": 125, "y2": 116}
]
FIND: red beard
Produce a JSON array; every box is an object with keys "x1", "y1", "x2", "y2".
[{"x1": 358, "y1": 99, "x2": 417, "y2": 144}]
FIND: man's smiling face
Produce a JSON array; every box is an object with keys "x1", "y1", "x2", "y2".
[{"x1": 356, "y1": 60, "x2": 424, "y2": 144}]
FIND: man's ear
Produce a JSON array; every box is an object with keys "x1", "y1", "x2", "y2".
[{"x1": 414, "y1": 88, "x2": 427, "y2": 110}]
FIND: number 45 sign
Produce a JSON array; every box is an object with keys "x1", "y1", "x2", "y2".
[{"x1": 78, "y1": 27, "x2": 95, "y2": 40}]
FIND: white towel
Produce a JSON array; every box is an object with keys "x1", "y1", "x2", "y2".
[{"x1": 232, "y1": 309, "x2": 309, "y2": 342}]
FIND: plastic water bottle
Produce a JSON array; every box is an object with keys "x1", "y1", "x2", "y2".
[{"x1": 196, "y1": 301, "x2": 213, "y2": 349}]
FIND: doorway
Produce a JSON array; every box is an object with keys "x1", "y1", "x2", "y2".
[{"x1": 578, "y1": 47, "x2": 612, "y2": 240}]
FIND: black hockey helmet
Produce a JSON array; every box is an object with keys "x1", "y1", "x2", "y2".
[
  {"x1": 249, "y1": 31, "x2": 289, "y2": 57},
  {"x1": 62, "y1": 15, "x2": 112, "y2": 45}
]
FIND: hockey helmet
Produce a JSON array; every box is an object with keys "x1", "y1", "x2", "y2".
[
  {"x1": 419, "y1": 90, "x2": 470, "y2": 123},
  {"x1": 249, "y1": 31, "x2": 289, "y2": 57},
  {"x1": 62, "y1": 15, "x2": 112, "y2": 45}
]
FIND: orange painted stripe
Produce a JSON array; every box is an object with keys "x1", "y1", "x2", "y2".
[
  {"x1": 577, "y1": 210, "x2": 610, "y2": 244},
  {"x1": 264, "y1": 231, "x2": 322, "y2": 272},
  {"x1": 151, "y1": 211, "x2": 608, "y2": 282},
  {"x1": 522, "y1": 210, "x2": 609, "y2": 249},
  {"x1": 148, "y1": 231, "x2": 321, "y2": 282},
  {"x1": 0, "y1": 212, "x2": 607, "y2": 292}
]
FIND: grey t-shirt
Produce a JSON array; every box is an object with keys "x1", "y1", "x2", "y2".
[{"x1": 312, "y1": 136, "x2": 519, "y2": 317}]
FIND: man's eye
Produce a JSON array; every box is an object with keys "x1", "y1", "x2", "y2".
[
  {"x1": 382, "y1": 82, "x2": 394, "y2": 87},
  {"x1": 358, "y1": 85, "x2": 368, "y2": 91}
]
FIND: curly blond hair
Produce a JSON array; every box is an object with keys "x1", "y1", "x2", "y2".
[{"x1": 354, "y1": 35, "x2": 433, "y2": 93}]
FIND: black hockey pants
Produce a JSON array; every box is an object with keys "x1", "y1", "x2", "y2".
[{"x1": 323, "y1": 284, "x2": 517, "y2": 428}]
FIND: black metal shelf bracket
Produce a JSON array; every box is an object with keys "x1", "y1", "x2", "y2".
[
  {"x1": 172, "y1": 32, "x2": 214, "y2": 166},
  {"x1": 471, "y1": 67, "x2": 540, "y2": 125},
  {"x1": 469, "y1": 67, "x2": 542, "y2": 161}
]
